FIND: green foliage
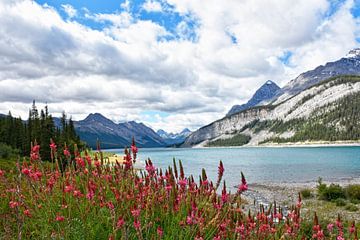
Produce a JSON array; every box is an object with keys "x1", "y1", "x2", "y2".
[
  {"x1": 319, "y1": 184, "x2": 346, "y2": 201},
  {"x1": 345, "y1": 184, "x2": 360, "y2": 200},
  {"x1": 345, "y1": 203, "x2": 359, "y2": 212},
  {"x1": 317, "y1": 180, "x2": 360, "y2": 212},
  {"x1": 0, "y1": 159, "x2": 18, "y2": 172},
  {"x1": 300, "y1": 188, "x2": 312, "y2": 199},
  {"x1": 0, "y1": 143, "x2": 19, "y2": 160},
  {"x1": 0, "y1": 101, "x2": 83, "y2": 161},
  {"x1": 350, "y1": 198, "x2": 360, "y2": 204},
  {"x1": 317, "y1": 177, "x2": 327, "y2": 194},
  {"x1": 333, "y1": 198, "x2": 347, "y2": 207},
  {"x1": 206, "y1": 134, "x2": 251, "y2": 147}
]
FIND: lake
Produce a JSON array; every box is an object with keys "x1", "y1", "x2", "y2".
[{"x1": 106, "y1": 146, "x2": 360, "y2": 190}]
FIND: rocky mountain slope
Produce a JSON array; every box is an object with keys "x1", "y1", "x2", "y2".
[
  {"x1": 273, "y1": 48, "x2": 360, "y2": 104},
  {"x1": 157, "y1": 128, "x2": 191, "y2": 145},
  {"x1": 184, "y1": 49, "x2": 360, "y2": 147},
  {"x1": 75, "y1": 113, "x2": 166, "y2": 149},
  {"x1": 183, "y1": 75, "x2": 360, "y2": 147},
  {"x1": 227, "y1": 80, "x2": 281, "y2": 116}
]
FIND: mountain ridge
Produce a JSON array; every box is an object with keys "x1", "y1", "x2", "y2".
[
  {"x1": 227, "y1": 80, "x2": 281, "y2": 116},
  {"x1": 273, "y1": 48, "x2": 360, "y2": 104},
  {"x1": 74, "y1": 113, "x2": 166, "y2": 149},
  {"x1": 183, "y1": 49, "x2": 360, "y2": 147}
]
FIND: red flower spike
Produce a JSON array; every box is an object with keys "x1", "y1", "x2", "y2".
[{"x1": 237, "y1": 172, "x2": 248, "y2": 194}]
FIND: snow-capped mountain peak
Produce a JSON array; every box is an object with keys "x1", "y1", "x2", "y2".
[
  {"x1": 157, "y1": 128, "x2": 192, "y2": 145},
  {"x1": 346, "y1": 48, "x2": 360, "y2": 59}
]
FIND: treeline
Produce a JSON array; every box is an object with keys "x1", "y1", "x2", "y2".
[
  {"x1": 207, "y1": 134, "x2": 251, "y2": 147},
  {"x1": 261, "y1": 90, "x2": 360, "y2": 143},
  {"x1": 0, "y1": 101, "x2": 83, "y2": 161}
]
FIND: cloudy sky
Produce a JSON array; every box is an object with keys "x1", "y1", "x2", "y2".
[{"x1": 0, "y1": 0, "x2": 359, "y2": 133}]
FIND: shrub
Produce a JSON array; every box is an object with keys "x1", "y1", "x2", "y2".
[
  {"x1": 345, "y1": 203, "x2": 359, "y2": 212},
  {"x1": 333, "y1": 198, "x2": 347, "y2": 207},
  {"x1": 0, "y1": 143, "x2": 19, "y2": 160},
  {"x1": 345, "y1": 184, "x2": 360, "y2": 201},
  {"x1": 300, "y1": 188, "x2": 312, "y2": 199},
  {"x1": 318, "y1": 181, "x2": 346, "y2": 201},
  {"x1": 350, "y1": 198, "x2": 360, "y2": 204},
  {"x1": 317, "y1": 177, "x2": 327, "y2": 196}
]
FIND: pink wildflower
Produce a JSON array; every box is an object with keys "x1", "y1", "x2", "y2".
[
  {"x1": 9, "y1": 201, "x2": 20, "y2": 208},
  {"x1": 349, "y1": 221, "x2": 356, "y2": 234},
  {"x1": 327, "y1": 223, "x2": 334, "y2": 232},
  {"x1": 117, "y1": 217, "x2": 125, "y2": 228},
  {"x1": 157, "y1": 227, "x2": 163, "y2": 237},
  {"x1": 218, "y1": 161, "x2": 224, "y2": 177},
  {"x1": 178, "y1": 178, "x2": 187, "y2": 187},
  {"x1": 131, "y1": 209, "x2": 140, "y2": 217},
  {"x1": 22, "y1": 168, "x2": 30, "y2": 175},
  {"x1": 237, "y1": 172, "x2": 248, "y2": 193},
  {"x1": 30, "y1": 144, "x2": 40, "y2": 161},
  {"x1": 55, "y1": 215, "x2": 65, "y2": 222},
  {"x1": 49, "y1": 139, "x2": 57, "y2": 151},
  {"x1": 23, "y1": 209, "x2": 31, "y2": 217},
  {"x1": 133, "y1": 220, "x2": 141, "y2": 230},
  {"x1": 63, "y1": 147, "x2": 70, "y2": 158}
]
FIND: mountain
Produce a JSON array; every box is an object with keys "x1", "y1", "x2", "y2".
[
  {"x1": 74, "y1": 113, "x2": 166, "y2": 149},
  {"x1": 183, "y1": 49, "x2": 360, "y2": 147},
  {"x1": 157, "y1": 128, "x2": 191, "y2": 145},
  {"x1": 273, "y1": 48, "x2": 360, "y2": 104},
  {"x1": 227, "y1": 80, "x2": 281, "y2": 116}
]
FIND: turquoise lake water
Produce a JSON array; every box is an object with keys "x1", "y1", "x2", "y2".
[{"x1": 107, "y1": 147, "x2": 360, "y2": 190}]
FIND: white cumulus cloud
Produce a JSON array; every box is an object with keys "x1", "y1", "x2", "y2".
[
  {"x1": 61, "y1": 4, "x2": 77, "y2": 19},
  {"x1": 142, "y1": 0, "x2": 163, "y2": 12},
  {"x1": 0, "y1": 0, "x2": 359, "y2": 133}
]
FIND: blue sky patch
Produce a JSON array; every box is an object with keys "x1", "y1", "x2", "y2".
[
  {"x1": 36, "y1": 0, "x2": 199, "y2": 41},
  {"x1": 140, "y1": 110, "x2": 170, "y2": 122},
  {"x1": 279, "y1": 51, "x2": 293, "y2": 66}
]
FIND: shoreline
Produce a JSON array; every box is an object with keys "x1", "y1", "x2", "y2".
[
  {"x1": 192, "y1": 141, "x2": 360, "y2": 149},
  {"x1": 241, "y1": 177, "x2": 360, "y2": 207}
]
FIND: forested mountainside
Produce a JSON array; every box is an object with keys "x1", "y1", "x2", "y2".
[{"x1": 183, "y1": 76, "x2": 360, "y2": 147}]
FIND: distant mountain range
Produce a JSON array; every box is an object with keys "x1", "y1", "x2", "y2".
[
  {"x1": 183, "y1": 48, "x2": 360, "y2": 147},
  {"x1": 1, "y1": 111, "x2": 191, "y2": 149},
  {"x1": 73, "y1": 113, "x2": 166, "y2": 149},
  {"x1": 227, "y1": 80, "x2": 281, "y2": 116},
  {"x1": 55, "y1": 113, "x2": 191, "y2": 149},
  {"x1": 157, "y1": 128, "x2": 191, "y2": 146}
]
